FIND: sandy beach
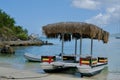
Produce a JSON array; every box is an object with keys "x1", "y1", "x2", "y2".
[
  {"x1": 1, "y1": 65, "x2": 120, "y2": 80},
  {"x1": 0, "y1": 66, "x2": 94, "y2": 80}
]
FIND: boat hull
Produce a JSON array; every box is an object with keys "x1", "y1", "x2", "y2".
[
  {"x1": 80, "y1": 69, "x2": 102, "y2": 76},
  {"x1": 40, "y1": 62, "x2": 77, "y2": 73},
  {"x1": 24, "y1": 53, "x2": 41, "y2": 62},
  {"x1": 40, "y1": 62, "x2": 65, "y2": 73},
  {"x1": 77, "y1": 63, "x2": 107, "y2": 76},
  {"x1": 24, "y1": 53, "x2": 61, "y2": 62}
]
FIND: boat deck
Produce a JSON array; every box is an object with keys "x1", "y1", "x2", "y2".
[{"x1": 48, "y1": 61, "x2": 107, "y2": 68}]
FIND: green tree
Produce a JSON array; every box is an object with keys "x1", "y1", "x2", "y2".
[
  {"x1": 0, "y1": 9, "x2": 15, "y2": 28},
  {"x1": 0, "y1": 9, "x2": 28, "y2": 41}
]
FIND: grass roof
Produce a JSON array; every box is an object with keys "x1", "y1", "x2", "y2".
[{"x1": 42, "y1": 22, "x2": 109, "y2": 43}]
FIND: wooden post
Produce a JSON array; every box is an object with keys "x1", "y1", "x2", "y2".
[
  {"x1": 75, "y1": 38, "x2": 77, "y2": 55},
  {"x1": 80, "y1": 36, "x2": 82, "y2": 65},
  {"x1": 80, "y1": 37, "x2": 82, "y2": 57},
  {"x1": 61, "y1": 33, "x2": 64, "y2": 55},
  {"x1": 90, "y1": 38, "x2": 93, "y2": 67}
]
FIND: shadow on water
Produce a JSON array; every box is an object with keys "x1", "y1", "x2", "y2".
[{"x1": 0, "y1": 53, "x2": 15, "y2": 58}]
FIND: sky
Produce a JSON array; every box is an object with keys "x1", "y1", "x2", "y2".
[{"x1": 0, "y1": 0, "x2": 120, "y2": 35}]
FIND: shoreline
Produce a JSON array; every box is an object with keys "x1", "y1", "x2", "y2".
[
  {"x1": 0, "y1": 62, "x2": 120, "y2": 80},
  {"x1": 0, "y1": 40, "x2": 53, "y2": 48},
  {"x1": 0, "y1": 66, "x2": 91, "y2": 80}
]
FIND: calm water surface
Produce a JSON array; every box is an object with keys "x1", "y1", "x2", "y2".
[{"x1": 0, "y1": 36, "x2": 120, "y2": 79}]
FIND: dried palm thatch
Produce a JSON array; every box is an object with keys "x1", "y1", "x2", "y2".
[{"x1": 42, "y1": 22, "x2": 109, "y2": 43}]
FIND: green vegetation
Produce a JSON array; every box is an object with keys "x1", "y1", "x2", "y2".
[{"x1": 0, "y1": 9, "x2": 28, "y2": 41}]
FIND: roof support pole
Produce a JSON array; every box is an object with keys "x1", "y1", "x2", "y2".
[
  {"x1": 75, "y1": 38, "x2": 77, "y2": 55},
  {"x1": 90, "y1": 38, "x2": 93, "y2": 67},
  {"x1": 80, "y1": 36, "x2": 82, "y2": 57},
  {"x1": 79, "y1": 36, "x2": 82, "y2": 65},
  {"x1": 61, "y1": 33, "x2": 64, "y2": 55}
]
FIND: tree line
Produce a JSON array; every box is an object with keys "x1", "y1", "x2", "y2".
[{"x1": 0, "y1": 9, "x2": 28, "y2": 40}]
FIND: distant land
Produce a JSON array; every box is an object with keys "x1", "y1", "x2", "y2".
[
  {"x1": 110, "y1": 33, "x2": 120, "y2": 37},
  {"x1": 0, "y1": 9, "x2": 46, "y2": 47}
]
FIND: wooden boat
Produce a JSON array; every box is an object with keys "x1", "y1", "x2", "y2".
[
  {"x1": 77, "y1": 57, "x2": 108, "y2": 76},
  {"x1": 40, "y1": 54, "x2": 78, "y2": 72},
  {"x1": 40, "y1": 22, "x2": 109, "y2": 76},
  {"x1": 40, "y1": 56, "x2": 61, "y2": 72},
  {"x1": 40, "y1": 55, "x2": 108, "y2": 75}
]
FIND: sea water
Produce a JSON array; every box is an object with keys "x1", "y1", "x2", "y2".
[{"x1": 0, "y1": 36, "x2": 120, "y2": 80}]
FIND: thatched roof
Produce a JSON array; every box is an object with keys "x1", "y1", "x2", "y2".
[{"x1": 42, "y1": 22, "x2": 109, "y2": 43}]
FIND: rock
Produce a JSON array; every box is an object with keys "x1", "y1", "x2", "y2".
[
  {"x1": 0, "y1": 45, "x2": 15, "y2": 54},
  {"x1": 28, "y1": 33, "x2": 39, "y2": 41}
]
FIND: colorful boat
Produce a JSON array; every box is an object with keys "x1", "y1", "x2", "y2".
[
  {"x1": 40, "y1": 22, "x2": 109, "y2": 76},
  {"x1": 77, "y1": 57, "x2": 108, "y2": 76}
]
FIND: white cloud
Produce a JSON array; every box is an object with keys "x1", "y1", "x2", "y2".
[
  {"x1": 86, "y1": 5, "x2": 120, "y2": 27},
  {"x1": 72, "y1": 0, "x2": 120, "y2": 28},
  {"x1": 72, "y1": 0, "x2": 100, "y2": 10},
  {"x1": 86, "y1": 13, "x2": 110, "y2": 26},
  {"x1": 107, "y1": 5, "x2": 120, "y2": 22}
]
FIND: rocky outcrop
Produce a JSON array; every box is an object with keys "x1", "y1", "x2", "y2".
[
  {"x1": 0, "y1": 40, "x2": 53, "y2": 47},
  {"x1": 0, "y1": 45, "x2": 15, "y2": 54},
  {"x1": 0, "y1": 40, "x2": 43, "y2": 47}
]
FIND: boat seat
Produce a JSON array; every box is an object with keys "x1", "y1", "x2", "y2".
[
  {"x1": 62, "y1": 55, "x2": 76, "y2": 63},
  {"x1": 80, "y1": 57, "x2": 97, "y2": 65},
  {"x1": 98, "y1": 57, "x2": 108, "y2": 63},
  {"x1": 41, "y1": 56, "x2": 56, "y2": 63}
]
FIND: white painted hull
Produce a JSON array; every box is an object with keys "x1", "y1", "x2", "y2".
[
  {"x1": 24, "y1": 53, "x2": 41, "y2": 62},
  {"x1": 40, "y1": 61, "x2": 107, "y2": 76},
  {"x1": 24, "y1": 53, "x2": 61, "y2": 62},
  {"x1": 77, "y1": 63, "x2": 107, "y2": 76},
  {"x1": 40, "y1": 62, "x2": 77, "y2": 73},
  {"x1": 40, "y1": 62, "x2": 55, "y2": 70},
  {"x1": 40, "y1": 62, "x2": 65, "y2": 72}
]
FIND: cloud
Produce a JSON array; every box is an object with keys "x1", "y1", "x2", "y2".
[
  {"x1": 72, "y1": 0, "x2": 100, "y2": 10},
  {"x1": 86, "y1": 5, "x2": 120, "y2": 27},
  {"x1": 86, "y1": 13, "x2": 110, "y2": 27},
  {"x1": 72, "y1": 0, "x2": 120, "y2": 28}
]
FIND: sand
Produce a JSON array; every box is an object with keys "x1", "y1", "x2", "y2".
[
  {"x1": 0, "y1": 66, "x2": 94, "y2": 80},
  {"x1": 0, "y1": 63, "x2": 120, "y2": 80}
]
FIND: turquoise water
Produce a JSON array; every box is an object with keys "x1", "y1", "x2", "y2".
[{"x1": 0, "y1": 36, "x2": 120, "y2": 78}]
